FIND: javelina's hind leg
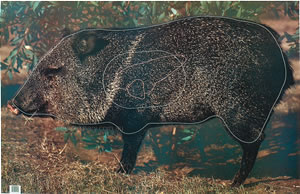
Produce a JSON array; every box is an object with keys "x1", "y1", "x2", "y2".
[
  {"x1": 117, "y1": 129, "x2": 147, "y2": 174},
  {"x1": 231, "y1": 133, "x2": 265, "y2": 187}
]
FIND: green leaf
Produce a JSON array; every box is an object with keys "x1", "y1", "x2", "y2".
[
  {"x1": 11, "y1": 36, "x2": 22, "y2": 45},
  {"x1": 33, "y1": 55, "x2": 38, "y2": 65},
  {"x1": 232, "y1": 2, "x2": 240, "y2": 7},
  {"x1": 84, "y1": 144, "x2": 98, "y2": 150},
  {"x1": 24, "y1": 48, "x2": 33, "y2": 58},
  {"x1": 10, "y1": 48, "x2": 18, "y2": 57},
  {"x1": 39, "y1": 7, "x2": 45, "y2": 15},
  {"x1": 223, "y1": 1, "x2": 232, "y2": 15},
  {"x1": 171, "y1": 8, "x2": 177, "y2": 15},
  {"x1": 292, "y1": 33, "x2": 299, "y2": 40},
  {"x1": 17, "y1": 57, "x2": 23, "y2": 68},
  {"x1": 90, "y1": 2, "x2": 98, "y2": 6},
  {"x1": 55, "y1": 127, "x2": 69, "y2": 132},
  {"x1": 183, "y1": 129, "x2": 192, "y2": 134},
  {"x1": 82, "y1": 137, "x2": 96, "y2": 143},
  {"x1": 201, "y1": 1, "x2": 208, "y2": 10},
  {"x1": 181, "y1": 135, "x2": 193, "y2": 141},
  {"x1": 284, "y1": 32, "x2": 294, "y2": 42},
  {"x1": 33, "y1": 1, "x2": 40, "y2": 12},
  {"x1": 105, "y1": 147, "x2": 112, "y2": 152},
  {"x1": 139, "y1": 6, "x2": 146, "y2": 15},
  {"x1": 225, "y1": 1, "x2": 232, "y2": 9},
  {"x1": 13, "y1": 68, "x2": 20, "y2": 73},
  {"x1": 236, "y1": 7, "x2": 242, "y2": 18},
  {"x1": 26, "y1": 63, "x2": 32, "y2": 72},
  {"x1": 0, "y1": 62, "x2": 8, "y2": 70},
  {"x1": 64, "y1": 133, "x2": 70, "y2": 142},
  {"x1": 8, "y1": 70, "x2": 13, "y2": 80},
  {"x1": 158, "y1": 12, "x2": 165, "y2": 22},
  {"x1": 4, "y1": 28, "x2": 9, "y2": 42},
  {"x1": 152, "y1": 2, "x2": 156, "y2": 16},
  {"x1": 284, "y1": 2, "x2": 289, "y2": 16},
  {"x1": 103, "y1": 133, "x2": 108, "y2": 142},
  {"x1": 132, "y1": 18, "x2": 138, "y2": 26},
  {"x1": 11, "y1": 56, "x2": 16, "y2": 67},
  {"x1": 28, "y1": 34, "x2": 32, "y2": 42},
  {"x1": 70, "y1": 133, "x2": 77, "y2": 146}
]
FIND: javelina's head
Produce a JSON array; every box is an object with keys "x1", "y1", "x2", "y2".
[{"x1": 9, "y1": 30, "x2": 122, "y2": 124}]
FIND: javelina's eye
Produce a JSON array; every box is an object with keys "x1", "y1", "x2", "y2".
[
  {"x1": 78, "y1": 39, "x2": 88, "y2": 53},
  {"x1": 43, "y1": 66, "x2": 62, "y2": 78}
]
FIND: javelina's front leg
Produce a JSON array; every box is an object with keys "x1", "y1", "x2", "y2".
[
  {"x1": 231, "y1": 133, "x2": 265, "y2": 187},
  {"x1": 117, "y1": 129, "x2": 147, "y2": 174}
]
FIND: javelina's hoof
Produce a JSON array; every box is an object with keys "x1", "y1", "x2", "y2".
[
  {"x1": 7, "y1": 100, "x2": 20, "y2": 115},
  {"x1": 230, "y1": 180, "x2": 242, "y2": 187},
  {"x1": 117, "y1": 164, "x2": 133, "y2": 174}
]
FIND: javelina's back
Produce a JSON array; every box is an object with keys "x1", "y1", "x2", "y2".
[{"x1": 101, "y1": 17, "x2": 291, "y2": 142}]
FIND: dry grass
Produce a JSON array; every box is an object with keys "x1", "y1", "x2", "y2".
[
  {"x1": 2, "y1": 158, "x2": 298, "y2": 193},
  {"x1": 0, "y1": 157, "x2": 253, "y2": 193}
]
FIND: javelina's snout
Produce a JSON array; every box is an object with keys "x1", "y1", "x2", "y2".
[
  {"x1": 9, "y1": 83, "x2": 48, "y2": 116},
  {"x1": 7, "y1": 100, "x2": 20, "y2": 115}
]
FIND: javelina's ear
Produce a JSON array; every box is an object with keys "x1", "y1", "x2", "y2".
[
  {"x1": 61, "y1": 28, "x2": 72, "y2": 38},
  {"x1": 73, "y1": 34, "x2": 109, "y2": 61}
]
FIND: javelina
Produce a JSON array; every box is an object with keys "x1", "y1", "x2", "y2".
[{"x1": 8, "y1": 16, "x2": 294, "y2": 186}]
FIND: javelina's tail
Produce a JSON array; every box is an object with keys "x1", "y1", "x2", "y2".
[
  {"x1": 282, "y1": 52, "x2": 295, "y2": 90},
  {"x1": 263, "y1": 24, "x2": 295, "y2": 90}
]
